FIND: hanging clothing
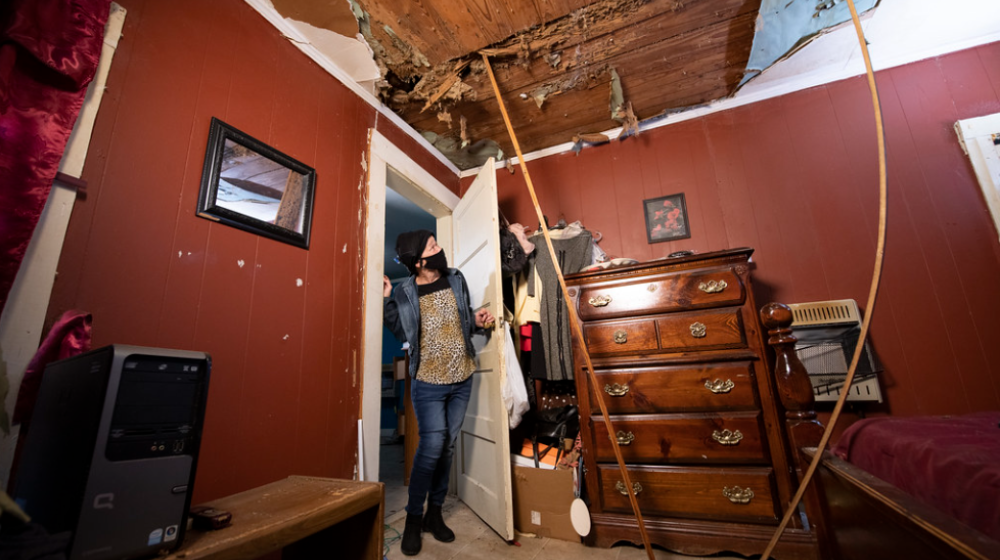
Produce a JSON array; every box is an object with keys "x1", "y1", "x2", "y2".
[
  {"x1": 546, "y1": 221, "x2": 585, "y2": 240},
  {"x1": 528, "y1": 230, "x2": 593, "y2": 381},
  {"x1": 512, "y1": 253, "x2": 542, "y2": 328},
  {"x1": 517, "y1": 323, "x2": 540, "y2": 407}
]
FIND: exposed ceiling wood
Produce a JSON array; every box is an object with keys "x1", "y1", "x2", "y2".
[
  {"x1": 359, "y1": 0, "x2": 598, "y2": 66},
  {"x1": 405, "y1": 3, "x2": 757, "y2": 154},
  {"x1": 344, "y1": 0, "x2": 762, "y2": 167}
]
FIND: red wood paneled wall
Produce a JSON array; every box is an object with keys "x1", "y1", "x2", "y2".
[
  {"x1": 46, "y1": 0, "x2": 457, "y2": 503},
  {"x1": 481, "y1": 43, "x2": 1000, "y2": 421}
]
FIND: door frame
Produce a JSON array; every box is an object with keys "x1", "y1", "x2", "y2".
[{"x1": 360, "y1": 129, "x2": 459, "y2": 483}]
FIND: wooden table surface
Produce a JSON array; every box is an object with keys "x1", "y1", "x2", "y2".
[{"x1": 163, "y1": 476, "x2": 384, "y2": 560}]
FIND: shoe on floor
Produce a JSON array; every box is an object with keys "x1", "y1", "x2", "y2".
[
  {"x1": 401, "y1": 513, "x2": 423, "y2": 555},
  {"x1": 422, "y1": 504, "x2": 455, "y2": 543}
]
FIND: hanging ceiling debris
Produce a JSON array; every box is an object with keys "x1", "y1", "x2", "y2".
[
  {"x1": 263, "y1": 0, "x2": 881, "y2": 169},
  {"x1": 348, "y1": 0, "x2": 761, "y2": 168}
]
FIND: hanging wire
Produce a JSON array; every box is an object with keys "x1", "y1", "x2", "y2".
[{"x1": 383, "y1": 522, "x2": 401, "y2": 557}]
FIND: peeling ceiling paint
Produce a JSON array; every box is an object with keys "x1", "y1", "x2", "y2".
[
  {"x1": 292, "y1": 19, "x2": 380, "y2": 83},
  {"x1": 743, "y1": 0, "x2": 880, "y2": 85},
  {"x1": 262, "y1": 0, "x2": 380, "y2": 84}
]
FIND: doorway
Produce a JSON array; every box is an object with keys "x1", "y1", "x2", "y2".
[
  {"x1": 362, "y1": 130, "x2": 512, "y2": 540},
  {"x1": 360, "y1": 129, "x2": 458, "y2": 488},
  {"x1": 379, "y1": 182, "x2": 437, "y2": 519}
]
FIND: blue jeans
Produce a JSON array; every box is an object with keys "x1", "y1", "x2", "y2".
[{"x1": 406, "y1": 376, "x2": 473, "y2": 515}]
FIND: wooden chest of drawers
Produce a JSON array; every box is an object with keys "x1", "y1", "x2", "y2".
[{"x1": 566, "y1": 249, "x2": 819, "y2": 559}]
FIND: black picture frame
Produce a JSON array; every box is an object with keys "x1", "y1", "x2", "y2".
[
  {"x1": 197, "y1": 117, "x2": 316, "y2": 249},
  {"x1": 643, "y1": 193, "x2": 691, "y2": 244}
]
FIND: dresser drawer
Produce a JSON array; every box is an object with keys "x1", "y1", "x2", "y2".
[
  {"x1": 590, "y1": 362, "x2": 758, "y2": 413},
  {"x1": 657, "y1": 308, "x2": 746, "y2": 351},
  {"x1": 598, "y1": 465, "x2": 778, "y2": 523},
  {"x1": 584, "y1": 319, "x2": 659, "y2": 355},
  {"x1": 591, "y1": 412, "x2": 767, "y2": 464},
  {"x1": 577, "y1": 268, "x2": 744, "y2": 321}
]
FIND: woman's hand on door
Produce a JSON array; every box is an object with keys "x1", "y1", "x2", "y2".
[{"x1": 475, "y1": 308, "x2": 495, "y2": 329}]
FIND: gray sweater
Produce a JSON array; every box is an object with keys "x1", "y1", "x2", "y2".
[{"x1": 529, "y1": 230, "x2": 593, "y2": 381}]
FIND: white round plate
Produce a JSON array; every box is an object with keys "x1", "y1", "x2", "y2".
[{"x1": 570, "y1": 498, "x2": 591, "y2": 536}]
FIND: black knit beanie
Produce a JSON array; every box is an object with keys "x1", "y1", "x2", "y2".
[{"x1": 395, "y1": 229, "x2": 434, "y2": 275}]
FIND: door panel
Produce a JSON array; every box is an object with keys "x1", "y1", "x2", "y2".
[{"x1": 452, "y1": 158, "x2": 513, "y2": 540}]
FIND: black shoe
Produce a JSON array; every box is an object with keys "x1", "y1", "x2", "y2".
[
  {"x1": 422, "y1": 504, "x2": 455, "y2": 543},
  {"x1": 401, "y1": 513, "x2": 423, "y2": 556}
]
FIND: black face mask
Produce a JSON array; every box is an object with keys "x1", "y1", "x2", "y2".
[{"x1": 420, "y1": 251, "x2": 448, "y2": 271}]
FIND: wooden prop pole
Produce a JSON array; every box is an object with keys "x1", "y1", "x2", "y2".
[
  {"x1": 761, "y1": 0, "x2": 888, "y2": 557},
  {"x1": 480, "y1": 53, "x2": 656, "y2": 560}
]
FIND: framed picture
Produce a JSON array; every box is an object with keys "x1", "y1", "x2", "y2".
[
  {"x1": 643, "y1": 193, "x2": 691, "y2": 243},
  {"x1": 197, "y1": 117, "x2": 316, "y2": 249}
]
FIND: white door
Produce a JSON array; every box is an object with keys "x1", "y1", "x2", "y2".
[{"x1": 452, "y1": 158, "x2": 513, "y2": 540}]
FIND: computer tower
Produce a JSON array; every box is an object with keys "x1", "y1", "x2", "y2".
[{"x1": 12, "y1": 345, "x2": 211, "y2": 560}]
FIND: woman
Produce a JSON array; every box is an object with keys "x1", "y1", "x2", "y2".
[{"x1": 383, "y1": 230, "x2": 494, "y2": 556}]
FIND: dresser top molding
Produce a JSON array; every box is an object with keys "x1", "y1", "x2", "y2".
[{"x1": 565, "y1": 248, "x2": 755, "y2": 283}]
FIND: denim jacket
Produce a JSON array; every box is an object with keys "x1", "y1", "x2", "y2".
[{"x1": 383, "y1": 268, "x2": 481, "y2": 378}]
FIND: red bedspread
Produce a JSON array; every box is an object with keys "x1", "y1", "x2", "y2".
[{"x1": 833, "y1": 412, "x2": 1000, "y2": 541}]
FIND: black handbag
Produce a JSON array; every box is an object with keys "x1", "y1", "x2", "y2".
[
  {"x1": 499, "y1": 225, "x2": 528, "y2": 277},
  {"x1": 530, "y1": 405, "x2": 579, "y2": 467}
]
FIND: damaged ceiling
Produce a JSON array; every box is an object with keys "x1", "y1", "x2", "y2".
[
  {"x1": 264, "y1": 0, "x2": 882, "y2": 169},
  {"x1": 358, "y1": 0, "x2": 762, "y2": 166}
]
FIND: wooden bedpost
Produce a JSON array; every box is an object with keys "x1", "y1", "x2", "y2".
[
  {"x1": 760, "y1": 302, "x2": 824, "y2": 460},
  {"x1": 760, "y1": 302, "x2": 832, "y2": 557}
]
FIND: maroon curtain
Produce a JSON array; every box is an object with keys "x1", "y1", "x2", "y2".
[
  {"x1": 0, "y1": 0, "x2": 110, "y2": 316},
  {"x1": 13, "y1": 309, "x2": 93, "y2": 425},
  {"x1": 7, "y1": 309, "x2": 91, "y2": 492}
]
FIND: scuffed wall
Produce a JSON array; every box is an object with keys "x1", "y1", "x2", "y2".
[{"x1": 45, "y1": 0, "x2": 455, "y2": 503}]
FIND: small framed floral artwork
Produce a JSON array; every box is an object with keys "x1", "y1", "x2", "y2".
[{"x1": 643, "y1": 193, "x2": 690, "y2": 243}]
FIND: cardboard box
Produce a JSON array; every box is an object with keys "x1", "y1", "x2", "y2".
[{"x1": 511, "y1": 465, "x2": 579, "y2": 542}]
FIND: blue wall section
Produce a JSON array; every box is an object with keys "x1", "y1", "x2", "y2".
[{"x1": 382, "y1": 325, "x2": 405, "y2": 364}]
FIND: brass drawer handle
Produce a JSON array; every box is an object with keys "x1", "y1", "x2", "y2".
[
  {"x1": 712, "y1": 429, "x2": 744, "y2": 446},
  {"x1": 589, "y1": 294, "x2": 612, "y2": 307},
  {"x1": 604, "y1": 383, "x2": 630, "y2": 397},
  {"x1": 705, "y1": 379, "x2": 735, "y2": 394},
  {"x1": 699, "y1": 280, "x2": 728, "y2": 294},
  {"x1": 613, "y1": 330, "x2": 628, "y2": 344},
  {"x1": 616, "y1": 431, "x2": 635, "y2": 446},
  {"x1": 616, "y1": 481, "x2": 642, "y2": 496},
  {"x1": 723, "y1": 486, "x2": 754, "y2": 504},
  {"x1": 690, "y1": 322, "x2": 707, "y2": 338}
]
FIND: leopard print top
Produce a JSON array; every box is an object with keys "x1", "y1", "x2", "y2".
[{"x1": 417, "y1": 288, "x2": 476, "y2": 384}]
